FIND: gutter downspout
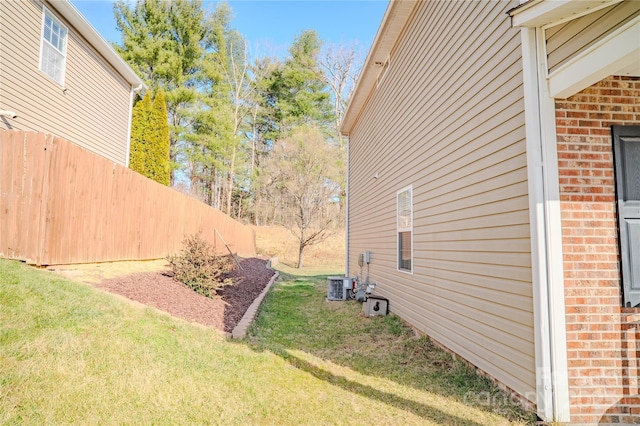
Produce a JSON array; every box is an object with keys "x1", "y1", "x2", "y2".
[
  {"x1": 345, "y1": 135, "x2": 350, "y2": 277},
  {"x1": 125, "y1": 83, "x2": 144, "y2": 168},
  {"x1": 521, "y1": 27, "x2": 570, "y2": 422}
]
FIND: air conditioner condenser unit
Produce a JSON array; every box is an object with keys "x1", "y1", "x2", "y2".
[{"x1": 327, "y1": 276, "x2": 353, "y2": 301}]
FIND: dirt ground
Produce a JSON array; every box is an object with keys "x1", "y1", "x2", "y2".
[{"x1": 49, "y1": 258, "x2": 276, "y2": 333}]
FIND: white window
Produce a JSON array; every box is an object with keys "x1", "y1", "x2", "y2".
[
  {"x1": 40, "y1": 7, "x2": 68, "y2": 85},
  {"x1": 397, "y1": 185, "x2": 413, "y2": 273}
]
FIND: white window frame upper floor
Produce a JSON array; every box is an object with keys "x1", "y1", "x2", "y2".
[
  {"x1": 397, "y1": 184, "x2": 413, "y2": 274},
  {"x1": 39, "y1": 6, "x2": 68, "y2": 86}
]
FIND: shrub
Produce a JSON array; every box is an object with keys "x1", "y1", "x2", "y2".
[{"x1": 167, "y1": 233, "x2": 233, "y2": 297}]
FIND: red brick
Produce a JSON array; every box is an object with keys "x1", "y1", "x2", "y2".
[
  {"x1": 558, "y1": 151, "x2": 580, "y2": 159},
  {"x1": 578, "y1": 119, "x2": 601, "y2": 127},
  {"x1": 556, "y1": 76, "x2": 640, "y2": 425},
  {"x1": 591, "y1": 358, "x2": 619, "y2": 367},
  {"x1": 589, "y1": 112, "x2": 612, "y2": 120},
  {"x1": 611, "y1": 97, "x2": 635, "y2": 104},
  {"x1": 599, "y1": 89, "x2": 622, "y2": 96},
  {"x1": 569, "y1": 127, "x2": 590, "y2": 135},
  {"x1": 612, "y1": 113, "x2": 635, "y2": 121},
  {"x1": 567, "y1": 110, "x2": 589, "y2": 118}
]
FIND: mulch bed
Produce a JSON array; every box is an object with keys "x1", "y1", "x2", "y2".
[{"x1": 95, "y1": 257, "x2": 276, "y2": 333}]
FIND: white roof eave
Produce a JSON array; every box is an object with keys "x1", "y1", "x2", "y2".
[
  {"x1": 340, "y1": 0, "x2": 417, "y2": 136},
  {"x1": 46, "y1": 0, "x2": 146, "y2": 89},
  {"x1": 508, "y1": 0, "x2": 624, "y2": 28}
]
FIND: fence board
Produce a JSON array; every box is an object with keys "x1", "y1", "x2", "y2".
[
  {"x1": 24, "y1": 132, "x2": 48, "y2": 262},
  {"x1": 0, "y1": 129, "x2": 255, "y2": 265}
]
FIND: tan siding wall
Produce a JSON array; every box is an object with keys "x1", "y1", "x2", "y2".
[
  {"x1": 546, "y1": 0, "x2": 640, "y2": 73},
  {"x1": 0, "y1": 0, "x2": 131, "y2": 165},
  {"x1": 348, "y1": 0, "x2": 534, "y2": 401}
]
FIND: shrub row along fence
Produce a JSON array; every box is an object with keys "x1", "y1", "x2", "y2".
[{"x1": 0, "y1": 130, "x2": 255, "y2": 265}]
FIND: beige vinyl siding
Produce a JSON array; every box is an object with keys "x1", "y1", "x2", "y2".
[
  {"x1": 546, "y1": 0, "x2": 640, "y2": 73},
  {"x1": 0, "y1": 0, "x2": 131, "y2": 165},
  {"x1": 348, "y1": 0, "x2": 535, "y2": 400}
]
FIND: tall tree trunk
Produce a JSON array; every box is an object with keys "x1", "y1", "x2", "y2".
[
  {"x1": 297, "y1": 243, "x2": 305, "y2": 269},
  {"x1": 226, "y1": 145, "x2": 236, "y2": 216},
  {"x1": 297, "y1": 224, "x2": 306, "y2": 269},
  {"x1": 208, "y1": 176, "x2": 216, "y2": 207},
  {"x1": 236, "y1": 192, "x2": 243, "y2": 220}
]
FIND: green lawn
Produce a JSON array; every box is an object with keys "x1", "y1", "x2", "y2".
[{"x1": 0, "y1": 259, "x2": 535, "y2": 425}]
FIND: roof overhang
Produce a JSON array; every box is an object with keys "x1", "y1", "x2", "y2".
[
  {"x1": 548, "y1": 15, "x2": 640, "y2": 98},
  {"x1": 340, "y1": 0, "x2": 418, "y2": 136},
  {"x1": 509, "y1": 0, "x2": 639, "y2": 98},
  {"x1": 46, "y1": 0, "x2": 146, "y2": 90},
  {"x1": 508, "y1": 0, "x2": 624, "y2": 28}
]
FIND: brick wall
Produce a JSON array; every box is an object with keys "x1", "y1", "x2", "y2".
[{"x1": 556, "y1": 75, "x2": 640, "y2": 424}]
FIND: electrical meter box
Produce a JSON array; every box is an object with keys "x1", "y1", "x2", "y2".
[{"x1": 363, "y1": 296, "x2": 389, "y2": 317}]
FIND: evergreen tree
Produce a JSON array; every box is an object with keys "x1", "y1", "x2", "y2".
[
  {"x1": 252, "y1": 30, "x2": 333, "y2": 148},
  {"x1": 149, "y1": 90, "x2": 170, "y2": 186},
  {"x1": 114, "y1": 0, "x2": 206, "y2": 185},
  {"x1": 129, "y1": 91, "x2": 170, "y2": 186},
  {"x1": 115, "y1": 1, "x2": 356, "y2": 226},
  {"x1": 129, "y1": 92, "x2": 152, "y2": 176},
  {"x1": 279, "y1": 30, "x2": 333, "y2": 130}
]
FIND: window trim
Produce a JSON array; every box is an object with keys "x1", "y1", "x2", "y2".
[
  {"x1": 39, "y1": 6, "x2": 68, "y2": 86},
  {"x1": 396, "y1": 185, "x2": 413, "y2": 274}
]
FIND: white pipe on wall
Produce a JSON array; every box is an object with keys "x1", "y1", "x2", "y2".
[
  {"x1": 125, "y1": 84, "x2": 144, "y2": 168},
  {"x1": 0, "y1": 110, "x2": 18, "y2": 118}
]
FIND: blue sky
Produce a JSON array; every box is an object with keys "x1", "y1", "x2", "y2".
[{"x1": 70, "y1": 1, "x2": 389, "y2": 58}]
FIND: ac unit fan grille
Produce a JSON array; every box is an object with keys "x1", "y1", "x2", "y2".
[{"x1": 327, "y1": 277, "x2": 347, "y2": 300}]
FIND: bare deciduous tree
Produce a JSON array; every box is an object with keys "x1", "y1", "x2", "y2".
[
  {"x1": 319, "y1": 41, "x2": 364, "y2": 226},
  {"x1": 261, "y1": 125, "x2": 341, "y2": 268},
  {"x1": 319, "y1": 41, "x2": 364, "y2": 140}
]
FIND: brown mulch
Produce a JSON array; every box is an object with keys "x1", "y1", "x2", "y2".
[{"x1": 95, "y1": 257, "x2": 276, "y2": 333}]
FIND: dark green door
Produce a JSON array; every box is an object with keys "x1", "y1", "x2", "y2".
[{"x1": 613, "y1": 126, "x2": 640, "y2": 308}]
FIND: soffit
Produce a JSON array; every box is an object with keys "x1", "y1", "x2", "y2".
[
  {"x1": 340, "y1": 0, "x2": 418, "y2": 136},
  {"x1": 508, "y1": 0, "x2": 624, "y2": 28},
  {"x1": 549, "y1": 16, "x2": 640, "y2": 98},
  {"x1": 509, "y1": 0, "x2": 639, "y2": 98}
]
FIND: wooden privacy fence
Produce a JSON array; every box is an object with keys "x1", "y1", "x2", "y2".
[{"x1": 0, "y1": 130, "x2": 255, "y2": 265}]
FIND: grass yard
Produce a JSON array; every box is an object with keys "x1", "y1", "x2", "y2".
[{"x1": 0, "y1": 258, "x2": 535, "y2": 424}]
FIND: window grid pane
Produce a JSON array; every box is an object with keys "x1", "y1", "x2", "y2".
[
  {"x1": 41, "y1": 40, "x2": 64, "y2": 83},
  {"x1": 399, "y1": 231, "x2": 412, "y2": 271},
  {"x1": 397, "y1": 188, "x2": 412, "y2": 230},
  {"x1": 40, "y1": 9, "x2": 67, "y2": 85}
]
